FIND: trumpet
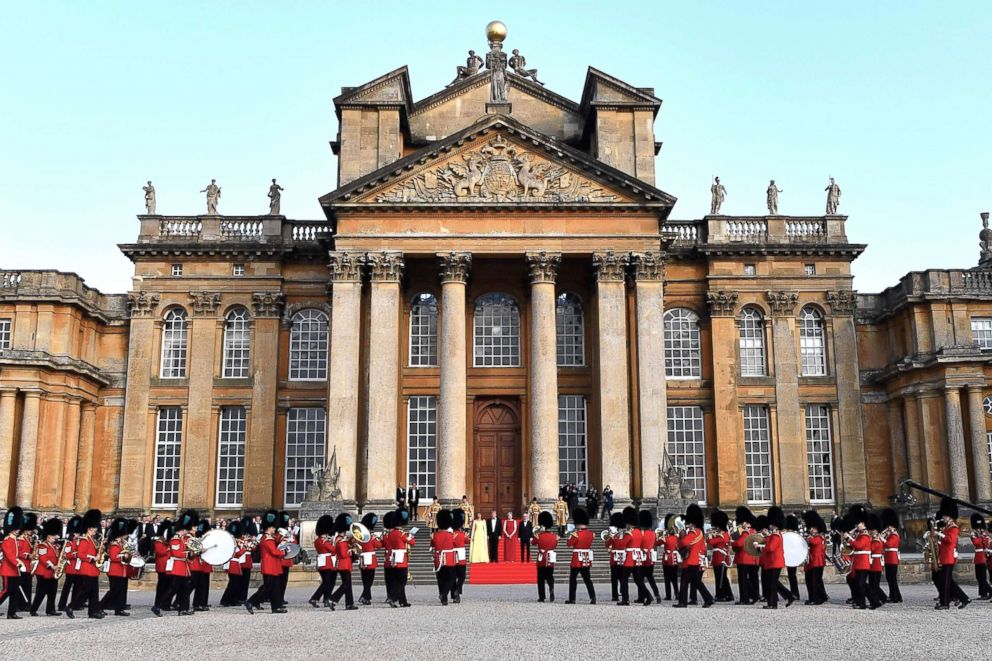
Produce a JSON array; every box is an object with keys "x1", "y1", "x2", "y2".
[{"x1": 600, "y1": 526, "x2": 618, "y2": 541}]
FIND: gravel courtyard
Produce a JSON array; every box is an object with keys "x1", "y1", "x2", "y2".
[{"x1": 4, "y1": 584, "x2": 987, "y2": 660}]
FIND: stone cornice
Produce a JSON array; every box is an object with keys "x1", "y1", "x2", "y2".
[
  {"x1": 0, "y1": 349, "x2": 112, "y2": 386},
  {"x1": 2, "y1": 270, "x2": 129, "y2": 323},
  {"x1": 631, "y1": 251, "x2": 664, "y2": 282},
  {"x1": 706, "y1": 291, "x2": 739, "y2": 317},
  {"x1": 592, "y1": 251, "x2": 627, "y2": 282},
  {"x1": 438, "y1": 252, "x2": 472, "y2": 284},
  {"x1": 127, "y1": 291, "x2": 160, "y2": 318},
  {"x1": 367, "y1": 251, "x2": 405, "y2": 282},
  {"x1": 251, "y1": 292, "x2": 285, "y2": 318},
  {"x1": 826, "y1": 290, "x2": 857, "y2": 316},
  {"x1": 188, "y1": 291, "x2": 222, "y2": 316},
  {"x1": 526, "y1": 251, "x2": 561, "y2": 285},
  {"x1": 329, "y1": 251, "x2": 365, "y2": 282},
  {"x1": 765, "y1": 290, "x2": 799, "y2": 316}
]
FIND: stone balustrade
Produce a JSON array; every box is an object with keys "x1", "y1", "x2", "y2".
[
  {"x1": 0, "y1": 270, "x2": 127, "y2": 321},
  {"x1": 703, "y1": 214, "x2": 848, "y2": 245},
  {"x1": 136, "y1": 215, "x2": 333, "y2": 246}
]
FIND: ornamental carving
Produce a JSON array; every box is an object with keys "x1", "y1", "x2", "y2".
[
  {"x1": 826, "y1": 290, "x2": 857, "y2": 316},
  {"x1": 765, "y1": 290, "x2": 799, "y2": 316},
  {"x1": 438, "y1": 252, "x2": 472, "y2": 284},
  {"x1": 188, "y1": 291, "x2": 222, "y2": 315},
  {"x1": 329, "y1": 251, "x2": 364, "y2": 282},
  {"x1": 251, "y1": 291, "x2": 285, "y2": 318},
  {"x1": 526, "y1": 251, "x2": 561, "y2": 284},
  {"x1": 593, "y1": 251, "x2": 627, "y2": 282},
  {"x1": 367, "y1": 252, "x2": 405, "y2": 282},
  {"x1": 631, "y1": 251, "x2": 664, "y2": 281},
  {"x1": 372, "y1": 135, "x2": 620, "y2": 204},
  {"x1": 706, "y1": 291, "x2": 738, "y2": 317},
  {"x1": 126, "y1": 291, "x2": 160, "y2": 317}
]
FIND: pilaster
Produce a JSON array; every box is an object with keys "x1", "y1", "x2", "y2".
[
  {"x1": 633, "y1": 252, "x2": 667, "y2": 506},
  {"x1": 182, "y1": 291, "x2": 222, "y2": 509},
  {"x1": 437, "y1": 252, "x2": 471, "y2": 504},
  {"x1": 966, "y1": 385, "x2": 992, "y2": 503},
  {"x1": 764, "y1": 291, "x2": 805, "y2": 506},
  {"x1": 14, "y1": 390, "x2": 41, "y2": 507},
  {"x1": 247, "y1": 291, "x2": 283, "y2": 509},
  {"x1": 526, "y1": 251, "x2": 561, "y2": 506}
]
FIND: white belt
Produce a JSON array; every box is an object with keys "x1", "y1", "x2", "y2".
[
  {"x1": 870, "y1": 554, "x2": 882, "y2": 559},
  {"x1": 388, "y1": 549, "x2": 407, "y2": 565},
  {"x1": 611, "y1": 550, "x2": 627, "y2": 563},
  {"x1": 851, "y1": 551, "x2": 870, "y2": 556},
  {"x1": 883, "y1": 547, "x2": 899, "y2": 552}
]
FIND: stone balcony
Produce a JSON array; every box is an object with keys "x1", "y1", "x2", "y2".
[
  {"x1": 134, "y1": 215, "x2": 334, "y2": 245},
  {"x1": 858, "y1": 268, "x2": 992, "y2": 318},
  {"x1": 663, "y1": 214, "x2": 853, "y2": 251}
]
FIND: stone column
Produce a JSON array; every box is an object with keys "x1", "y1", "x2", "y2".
[
  {"x1": 593, "y1": 252, "x2": 631, "y2": 503},
  {"x1": 119, "y1": 291, "x2": 160, "y2": 510},
  {"x1": 826, "y1": 291, "x2": 868, "y2": 502},
  {"x1": 14, "y1": 390, "x2": 41, "y2": 507},
  {"x1": 246, "y1": 292, "x2": 283, "y2": 509},
  {"x1": 944, "y1": 386, "x2": 970, "y2": 500},
  {"x1": 886, "y1": 398, "x2": 909, "y2": 486},
  {"x1": 366, "y1": 252, "x2": 404, "y2": 508},
  {"x1": 765, "y1": 291, "x2": 805, "y2": 506},
  {"x1": 966, "y1": 385, "x2": 992, "y2": 502},
  {"x1": 437, "y1": 252, "x2": 471, "y2": 505},
  {"x1": 0, "y1": 390, "x2": 17, "y2": 508},
  {"x1": 60, "y1": 397, "x2": 82, "y2": 510},
  {"x1": 327, "y1": 252, "x2": 365, "y2": 507},
  {"x1": 527, "y1": 251, "x2": 561, "y2": 507},
  {"x1": 708, "y1": 290, "x2": 742, "y2": 505},
  {"x1": 182, "y1": 291, "x2": 222, "y2": 509},
  {"x1": 903, "y1": 394, "x2": 925, "y2": 487},
  {"x1": 74, "y1": 403, "x2": 97, "y2": 511},
  {"x1": 634, "y1": 253, "x2": 668, "y2": 505}
]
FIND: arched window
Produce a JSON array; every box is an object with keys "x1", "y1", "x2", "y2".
[
  {"x1": 739, "y1": 307, "x2": 766, "y2": 377},
  {"x1": 160, "y1": 308, "x2": 188, "y2": 378},
  {"x1": 799, "y1": 306, "x2": 827, "y2": 376},
  {"x1": 409, "y1": 293, "x2": 438, "y2": 367},
  {"x1": 664, "y1": 308, "x2": 701, "y2": 378},
  {"x1": 222, "y1": 307, "x2": 251, "y2": 378},
  {"x1": 556, "y1": 292, "x2": 585, "y2": 367},
  {"x1": 289, "y1": 309, "x2": 328, "y2": 381},
  {"x1": 473, "y1": 293, "x2": 520, "y2": 367}
]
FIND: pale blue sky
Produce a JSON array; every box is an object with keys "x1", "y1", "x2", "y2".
[{"x1": 1, "y1": 2, "x2": 989, "y2": 294}]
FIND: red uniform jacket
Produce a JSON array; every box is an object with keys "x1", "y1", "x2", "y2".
[
  {"x1": 759, "y1": 531, "x2": 785, "y2": 570},
  {"x1": 0, "y1": 535, "x2": 20, "y2": 577},
  {"x1": 641, "y1": 529, "x2": 658, "y2": 566},
  {"x1": 333, "y1": 536, "x2": 354, "y2": 572},
  {"x1": 167, "y1": 535, "x2": 191, "y2": 577},
  {"x1": 258, "y1": 536, "x2": 287, "y2": 576},
  {"x1": 17, "y1": 537, "x2": 30, "y2": 574},
  {"x1": 431, "y1": 530, "x2": 456, "y2": 568},
  {"x1": 606, "y1": 531, "x2": 630, "y2": 567},
  {"x1": 971, "y1": 532, "x2": 987, "y2": 564},
  {"x1": 882, "y1": 532, "x2": 900, "y2": 566},
  {"x1": 108, "y1": 541, "x2": 130, "y2": 578},
  {"x1": 733, "y1": 529, "x2": 759, "y2": 566},
  {"x1": 663, "y1": 533, "x2": 679, "y2": 567},
  {"x1": 189, "y1": 551, "x2": 204, "y2": 574},
  {"x1": 76, "y1": 536, "x2": 101, "y2": 577},
  {"x1": 64, "y1": 538, "x2": 79, "y2": 576},
  {"x1": 359, "y1": 536, "x2": 383, "y2": 570},
  {"x1": 805, "y1": 533, "x2": 826, "y2": 569},
  {"x1": 869, "y1": 537, "x2": 884, "y2": 572},
  {"x1": 938, "y1": 525, "x2": 959, "y2": 567},
  {"x1": 240, "y1": 541, "x2": 254, "y2": 572},
  {"x1": 34, "y1": 540, "x2": 58, "y2": 578},
  {"x1": 314, "y1": 536, "x2": 337, "y2": 572},
  {"x1": 567, "y1": 528, "x2": 594, "y2": 568},
  {"x1": 535, "y1": 531, "x2": 558, "y2": 567},
  {"x1": 153, "y1": 538, "x2": 169, "y2": 574},
  {"x1": 451, "y1": 531, "x2": 467, "y2": 567},
  {"x1": 849, "y1": 531, "x2": 872, "y2": 571},
  {"x1": 383, "y1": 529, "x2": 415, "y2": 569},
  {"x1": 678, "y1": 529, "x2": 706, "y2": 568},
  {"x1": 627, "y1": 528, "x2": 644, "y2": 567},
  {"x1": 226, "y1": 547, "x2": 243, "y2": 576},
  {"x1": 706, "y1": 530, "x2": 730, "y2": 567}
]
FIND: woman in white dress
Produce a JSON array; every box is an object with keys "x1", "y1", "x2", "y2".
[{"x1": 469, "y1": 513, "x2": 490, "y2": 563}]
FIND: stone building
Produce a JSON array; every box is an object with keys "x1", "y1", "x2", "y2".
[{"x1": 1, "y1": 26, "x2": 990, "y2": 518}]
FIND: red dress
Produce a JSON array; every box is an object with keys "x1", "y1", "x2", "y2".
[{"x1": 501, "y1": 519, "x2": 519, "y2": 562}]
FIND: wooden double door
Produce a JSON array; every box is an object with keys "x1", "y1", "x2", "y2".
[{"x1": 473, "y1": 398, "x2": 521, "y2": 517}]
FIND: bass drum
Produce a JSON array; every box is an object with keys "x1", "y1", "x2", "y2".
[
  {"x1": 199, "y1": 529, "x2": 237, "y2": 566},
  {"x1": 783, "y1": 531, "x2": 809, "y2": 567}
]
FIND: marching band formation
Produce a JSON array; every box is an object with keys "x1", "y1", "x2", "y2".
[{"x1": 2, "y1": 494, "x2": 991, "y2": 620}]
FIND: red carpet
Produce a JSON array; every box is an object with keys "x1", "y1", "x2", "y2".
[{"x1": 469, "y1": 561, "x2": 536, "y2": 584}]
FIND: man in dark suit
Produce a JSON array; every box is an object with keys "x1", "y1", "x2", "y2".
[
  {"x1": 518, "y1": 512, "x2": 534, "y2": 562},
  {"x1": 396, "y1": 485, "x2": 406, "y2": 510},
  {"x1": 407, "y1": 483, "x2": 420, "y2": 521},
  {"x1": 486, "y1": 510, "x2": 501, "y2": 563}
]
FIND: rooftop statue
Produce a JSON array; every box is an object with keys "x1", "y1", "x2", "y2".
[
  {"x1": 766, "y1": 179, "x2": 783, "y2": 215},
  {"x1": 268, "y1": 178, "x2": 284, "y2": 215},
  {"x1": 200, "y1": 179, "x2": 221, "y2": 215},
  {"x1": 710, "y1": 176, "x2": 726, "y2": 215},
  {"x1": 449, "y1": 49, "x2": 483, "y2": 86},
  {"x1": 509, "y1": 49, "x2": 542, "y2": 85},
  {"x1": 142, "y1": 181, "x2": 156, "y2": 214},
  {"x1": 825, "y1": 176, "x2": 841, "y2": 215},
  {"x1": 484, "y1": 21, "x2": 509, "y2": 103}
]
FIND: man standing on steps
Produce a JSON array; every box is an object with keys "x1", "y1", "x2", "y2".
[
  {"x1": 407, "y1": 483, "x2": 420, "y2": 521},
  {"x1": 486, "y1": 511, "x2": 501, "y2": 562},
  {"x1": 519, "y1": 512, "x2": 534, "y2": 562}
]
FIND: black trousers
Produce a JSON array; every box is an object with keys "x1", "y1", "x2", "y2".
[
  {"x1": 31, "y1": 576, "x2": 59, "y2": 614},
  {"x1": 568, "y1": 567, "x2": 595, "y2": 602},
  {"x1": 454, "y1": 565, "x2": 466, "y2": 596},
  {"x1": 221, "y1": 573, "x2": 245, "y2": 605},
  {"x1": 679, "y1": 567, "x2": 698, "y2": 602},
  {"x1": 938, "y1": 564, "x2": 968, "y2": 607},
  {"x1": 57, "y1": 574, "x2": 77, "y2": 611},
  {"x1": 853, "y1": 569, "x2": 881, "y2": 608},
  {"x1": 761, "y1": 568, "x2": 789, "y2": 608},
  {"x1": 435, "y1": 567, "x2": 455, "y2": 602},
  {"x1": 536, "y1": 566, "x2": 555, "y2": 601},
  {"x1": 713, "y1": 564, "x2": 734, "y2": 601},
  {"x1": 870, "y1": 570, "x2": 887, "y2": 602},
  {"x1": 385, "y1": 567, "x2": 409, "y2": 605},
  {"x1": 643, "y1": 565, "x2": 662, "y2": 600},
  {"x1": 248, "y1": 573, "x2": 284, "y2": 612},
  {"x1": 883, "y1": 564, "x2": 902, "y2": 602},
  {"x1": 975, "y1": 563, "x2": 991, "y2": 598},
  {"x1": 160, "y1": 575, "x2": 192, "y2": 613},
  {"x1": 487, "y1": 536, "x2": 499, "y2": 563},
  {"x1": 153, "y1": 572, "x2": 169, "y2": 608},
  {"x1": 359, "y1": 568, "x2": 375, "y2": 601},
  {"x1": 520, "y1": 541, "x2": 531, "y2": 562},
  {"x1": 609, "y1": 564, "x2": 621, "y2": 601},
  {"x1": 101, "y1": 576, "x2": 128, "y2": 612},
  {"x1": 786, "y1": 566, "x2": 800, "y2": 599},
  {"x1": 662, "y1": 564, "x2": 679, "y2": 600},
  {"x1": 735, "y1": 564, "x2": 752, "y2": 603},
  {"x1": 19, "y1": 573, "x2": 32, "y2": 606},
  {"x1": 748, "y1": 565, "x2": 761, "y2": 599},
  {"x1": 679, "y1": 566, "x2": 712, "y2": 606},
  {"x1": 804, "y1": 566, "x2": 828, "y2": 603},
  {"x1": 192, "y1": 572, "x2": 210, "y2": 608},
  {"x1": 617, "y1": 566, "x2": 632, "y2": 604},
  {"x1": 69, "y1": 575, "x2": 100, "y2": 615},
  {"x1": 331, "y1": 570, "x2": 354, "y2": 606},
  {"x1": 278, "y1": 569, "x2": 289, "y2": 606},
  {"x1": 239, "y1": 569, "x2": 252, "y2": 603},
  {"x1": 2, "y1": 575, "x2": 25, "y2": 617},
  {"x1": 310, "y1": 569, "x2": 337, "y2": 603}
]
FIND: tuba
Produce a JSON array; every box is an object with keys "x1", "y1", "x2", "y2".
[
  {"x1": 185, "y1": 533, "x2": 204, "y2": 555},
  {"x1": 666, "y1": 516, "x2": 686, "y2": 535},
  {"x1": 348, "y1": 522, "x2": 372, "y2": 544}
]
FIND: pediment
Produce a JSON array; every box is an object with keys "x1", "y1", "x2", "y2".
[
  {"x1": 334, "y1": 66, "x2": 413, "y2": 111},
  {"x1": 580, "y1": 67, "x2": 663, "y2": 115}
]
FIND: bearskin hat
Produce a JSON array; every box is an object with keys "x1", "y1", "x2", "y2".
[
  {"x1": 227, "y1": 519, "x2": 243, "y2": 538},
  {"x1": 622, "y1": 506, "x2": 638, "y2": 528},
  {"x1": 710, "y1": 508, "x2": 729, "y2": 531},
  {"x1": 436, "y1": 509, "x2": 453, "y2": 531},
  {"x1": 42, "y1": 517, "x2": 63, "y2": 538},
  {"x1": 3, "y1": 506, "x2": 24, "y2": 534},
  {"x1": 868, "y1": 513, "x2": 882, "y2": 532},
  {"x1": 82, "y1": 508, "x2": 102, "y2": 531},
  {"x1": 261, "y1": 509, "x2": 280, "y2": 531},
  {"x1": 242, "y1": 516, "x2": 259, "y2": 537},
  {"x1": 398, "y1": 508, "x2": 410, "y2": 525},
  {"x1": 108, "y1": 517, "x2": 128, "y2": 540},
  {"x1": 177, "y1": 509, "x2": 198, "y2": 531},
  {"x1": 735, "y1": 505, "x2": 755, "y2": 526},
  {"x1": 361, "y1": 512, "x2": 378, "y2": 530},
  {"x1": 451, "y1": 509, "x2": 465, "y2": 530},
  {"x1": 609, "y1": 511, "x2": 625, "y2": 529},
  {"x1": 126, "y1": 519, "x2": 141, "y2": 535},
  {"x1": 832, "y1": 514, "x2": 853, "y2": 534},
  {"x1": 66, "y1": 515, "x2": 83, "y2": 537},
  {"x1": 334, "y1": 512, "x2": 353, "y2": 534},
  {"x1": 315, "y1": 514, "x2": 334, "y2": 537},
  {"x1": 195, "y1": 519, "x2": 211, "y2": 536},
  {"x1": 881, "y1": 507, "x2": 900, "y2": 530},
  {"x1": 22, "y1": 512, "x2": 38, "y2": 532},
  {"x1": 538, "y1": 510, "x2": 554, "y2": 529},
  {"x1": 971, "y1": 513, "x2": 987, "y2": 531},
  {"x1": 157, "y1": 518, "x2": 174, "y2": 539},
  {"x1": 279, "y1": 511, "x2": 291, "y2": 529},
  {"x1": 686, "y1": 503, "x2": 705, "y2": 529},
  {"x1": 802, "y1": 510, "x2": 826, "y2": 533},
  {"x1": 784, "y1": 514, "x2": 800, "y2": 531},
  {"x1": 382, "y1": 511, "x2": 395, "y2": 530},
  {"x1": 767, "y1": 506, "x2": 785, "y2": 529},
  {"x1": 638, "y1": 509, "x2": 654, "y2": 530},
  {"x1": 847, "y1": 503, "x2": 869, "y2": 527},
  {"x1": 573, "y1": 507, "x2": 590, "y2": 526},
  {"x1": 938, "y1": 497, "x2": 959, "y2": 520},
  {"x1": 754, "y1": 514, "x2": 770, "y2": 531}
]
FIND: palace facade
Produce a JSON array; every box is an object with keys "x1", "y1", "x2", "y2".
[{"x1": 2, "y1": 30, "x2": 991, "y2": 520}]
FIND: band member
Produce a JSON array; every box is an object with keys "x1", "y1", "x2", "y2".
[
  {"x1": 674, "y1": 504, "x2": 712, "y2": 608},
  {"x1": 878, "y1": 508, "x2": 902, "y2": 603},
  {"x1": 150, "y1": 519, "x2": 173, "y2": 609},
  {"x1": 847, "y1": 506, "x2": 881, "y2": 609},
  {"x1": 660, "y1": 514, "x2": 680, "y2": 601},
  {"x1": 620, "y1": 507, "x2": 648, "y2": 604},
  {"x1": 276, "y1": 511, "x2": 294, "y2": 609},
  {"x1": 535, "y1": 511, "x2": 558, "y2": 602},
  {"x1": 238, "y1": 516, "x2": 256, "y2": 604},
  {"x1": 707, "y1": 509, "x2": 734, "y2": 602},
  {"x1": 151, "y1": 509, "x2": 197, "y2": 617},
  {"x1": 604, "y1": 511, "x2": 628, "y2": 603},
  {"x1": 639, "y1": 510, "x2": 663, "y2": 604},
  {"x1": 1, "y1": 507, "x2": 25, "y2": 619},
  {"x1": 782, "y1": 514, "x2": 802, "y2": 600},
  {"x1": 969, "y1": 513, "x2": 991, "y2": 599},
  {"x1": 554, "y1": 495, "x2": 569, "y2": 536},
  {"x1": 246, "y1": 510, "x2": 288, "y2": 614},
  {"x1": 451, "y1": 510, "x2": 468, "y2": 601},
  {"x1": 868, "y1": 513, "x2": 887, "y2": 604},
  {"x1": 431, "y1": 509, "x2": 457, "y2": 605},
  {"x1": 383, "y1": 509, "x2": 415, "y2": 608},
  {"x1": 755, "y1": 510, "x2": 791, "y2": 609},
  {"x1": 329, "y1": 513, "x2": 359, "y2": 610},
  {"x1": 191, "y1": 519, "x2": 213, "y2": 611},
  {"x1": 731, "y1": 506, "x2": 758, "y2": 605},
  {"x1": 935, "y1": 497, "x2": 969, "y2": 609},
  {"x1": 18, "y1": 513, "x2": 37, "y2": 608},
  {"x1": 99, "y1": 518, "x2": 131, "y2": 616},
  {"x1": 309, "y1": 514, "x2": 337, "y2": 608},
  {"x1": 565, "y1": 507, "x2": 595, "y2": 604},
  {"x1": 29, "y1": 517, "x2": 63, "y2": 616},
  {"x1": 56, "y1": 515, "x2": 82, "y2": 614},
  {"x1": 358, "y1": 512, "x2": 382, "y2": 605},
  {"x1": 220, "y1": 519, "x2": 246, "y2": 607},
  {"x1": 66, "y1": 508, "x2": 103, "y2": 619},
  {"x1": 802, "y1": 510, "x2": 829, "y2": 605}
]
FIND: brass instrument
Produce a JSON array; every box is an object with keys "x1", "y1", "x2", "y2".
[
  {"x1": 28, "y1": 531, "x2": 41, "y2": 574},
  {"x1": 923, "y1": 516, "x2": 941, "y2": 572},
  {"x1": 95, "y1": 532, "x2": 107, "y2": 568},
  {"x1": 185, "y1": 533, "x2": 205, "y2": 556},
  {"x1": 54, "y1": 537, "x2": 71, "y2": 579},
  {"x1": 600, "y1": 526, "x2": 618, "y2": 541},
  {"x1": 666, "y1": 516, "x2": 686, "y2": 535}
]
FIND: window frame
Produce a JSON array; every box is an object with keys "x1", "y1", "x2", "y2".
[
  {"x1": 664, "y1": 308, "x2": 702, "y2": 379},
  {"x1": 556, "y1": 292, "x2": 586, "y2": 367},
  {"x1": 289, "y1": 309, "x2": 329, "y2": 382},
  {"x1": 284, "y1": 407, "x2": 327, "y2": 507},
  {"x1": 215, "y1": 406, "x2": 247, "y2": 508},
  {"x1": 738, "y1": 306, "x2": 767, "y2": 377},
  {"x1": 221, "y1": 307, "x2": 251, "y2": 379},
  {"x1": 407, "y1": 396, "x2": 438, "y2": 500},
  {"x1": 558, "y1": 394, "x2": 589, "y2": 487},
  {"x1": 408, "y1": 293, "x2": 439, "y2": 368},
  {"x1": 805, "y1": 404, "x2": 835, "y2": 504},
  {"x1": 473, "y1": 292, "x2": 521, "y2": 368},
  {"x1": 743, "y1": 404, "x2": 773, "y2": 504},
  {"x1": 799, "y1": 305, "x2": 827, "y2": 376},
  {"x1": 153, "y1": 407, "x2": 183, "y2": 508},
  {"x1": 972, "y1": 317, "x2": 992, "y2": 350},
  {"x1": 171, "y1": 264, "x2": 183, "y2": 277},
  {"x1": 0, "y1": 318, "x2": 11, "y2": 350},
  {"x1": 159, "y1": 307, "x2": 189, "y2": 379},
  {"x1": 666, "y1": 405, "x2": 707, "y2": 503}
]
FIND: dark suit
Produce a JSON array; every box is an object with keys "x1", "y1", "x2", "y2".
[
  {"x1": 396, "y1": 488, "x2": 406, "y2": 508},
  {"x1": 486, "y1": 518, "x2": 501, "y2": 563},
  {"x1": 518, "y1": 520, "x2": 534, "y2": 562},
  {"x1": 407, "y1": 488, "x2": 420, "y2": 520}
]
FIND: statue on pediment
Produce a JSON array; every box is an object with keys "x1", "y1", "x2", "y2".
[
  {"x1": 509, "y1": 49, "x2": 542, "y2": 85},
  {"x1": 143, "y1": 181, "x2": 156, "y2": 214},
  {"x1": 486, "y1": 40, "x2": 509, "y2": 103},
  {"x1": 710, "y1": 176, "x2": 726, "y2": 215},
  {"x1": 824, "y1": 177, "x2": 841, "y2": 215},
  {"x1": 200, "y1": 179, "x2": 221, "y2": 215},
  {"x1": 267, "y1": 178, "x2": 284, "y2": 215},
  {"x1": 449, "y1": 50, "x2": 484, "y2": 86}
]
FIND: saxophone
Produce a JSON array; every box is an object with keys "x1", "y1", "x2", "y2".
[
  {"x1": 54, "y1": 537, "x2": 71, "y2": 579},
  {"x1": 923, "y1": 516, "x2": 942, "y2": 572}
]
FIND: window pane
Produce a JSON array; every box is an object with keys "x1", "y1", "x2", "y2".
[
  {"x1": 407, "y1": 396, "x2": 437, "y2": 499},
  {"x1": 739, "y1": 307, "x2": 766, "y2": 377},
  {"x1": 473, "y1": 293, "x2": 520, "y2": 367},
  {"x1": 799, "y1": 306, "x2": 826, "y2": 376},
  {"x1": 805, "y1": 404, "x2": 834, "y2": 503},
  {"x1": 160, "y1": 308, "x2": 188, "y2": 378},
  {"x1": 285, "y1": 407, "x2": 326, "y2": 506},
  {"x1": 664, "y1": 308, "x2": 701, "y2": 378},
  {"x1": 222, "y1": 308, "x2": 251, "y2": 379},
  {"x1": 558, "y1": 395, "x2": 588, "y2": 486},
  {"x1": 409, "y1": 293, "x2": 439, "y2": 367},
  {"x1": 556, "y1": 293, "x2": 585, "y2": 367},
  {"x1": 743, "y1": 405, "x2": 772, "y2": 503},
  {"x1": 289, "y1": 310, "x2": 328, "y2": 381},
  {"x1": 666, "y1": 406, "x2": 706, "y2": 502},
  {"x1": 0, "y1": 318, "x2": 11, "y2": 350},
  {"x1": 216, "y1": 406, "x2": 247, "y2": 507},
  {"x1": 154, "y1": 407, "x2": 183, "y2": 507},
  {"x1": 973, "y1": 318, "x2": 992, "y2": 350}
]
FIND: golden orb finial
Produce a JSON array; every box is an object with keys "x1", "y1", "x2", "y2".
[{"x1": 485, "y1": 20, "x2": 507, "y2": 43}]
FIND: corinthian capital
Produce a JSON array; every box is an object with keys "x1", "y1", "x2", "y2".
[
  {"x1": 765, "y1": 290, "x2": 799, "y2": 316},
  {"x1": 825, "y1": 290, "x2": 856, "y2": 316},
  {"x1": 438, "y1": 252, "x2": 472, "y2": 284},
  {"x1": 367, "y1": 251, "x2": 405, "y2": 282},
  {"x1": 126, "y1": 291, "x2": 160, "y2": 318},
  {"x1": 251, "y1": 291, "x2": 285, "y2": 317},
  {"x1": 592, "y1": 251, "x2": 627, "y2": 282},
  {"x1": 188, "y1": 291, "x2": 222, "y2": 315},
  {"x1": 526, "y1": 251, "x2": 561, "y2": 284},
  {"x1": 631, "y1": 251, "x2": 665, "y2": 282},
  {"x1": 329, "y1": 251, "x2": 364, "y2": 282},
  {"x1": 706, "y1": 290, "x2": 738, "y2": 317}
]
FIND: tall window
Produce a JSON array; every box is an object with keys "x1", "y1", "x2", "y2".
[
  {"x1": 289, "y1": 310, "x2": 328, "y2": 381},
  {"x1": 222, "y1": 307, "x2": 251, "y2": 378},
  {"x1": 987, "y1": 432, "x2": 992, "y2": 482},
  {"x1": 973, "y1": 318, "x2": 992, "y2": 350},
  {"x1": 743, "y1": 404, "x2": 772, "y2": 503},
  {"x1": 664, "y1": 308, "x2": 701, "y2": 378},
  {"x1": 739, "y1": 307, "x2": 766, "y2": 377},
  {"x1": 667, "y1": 406, "x2": 706, "y2": 501},
  {"x1": 473, "y1": 293, "x2": 520, "y2": 367},
  {"x1": 407, "y1": 396, "x2": 437, "y2": 499},
  {"x1": 556, "y1": 292, "x2": 585, "y2": 366},
  {"x1": 216, "y1": 407, "x2": 247, "y2": 507},
  {"x1": 805, "y1": 404, "x2": 835, "y2": 503},
  {"x1": 284, "y1": 408, "x2": 326, "y2": 506},
  {"x1": 153, "y1": 407, "x2": 183, "y2": 507},
  {"x1": 799, "y1": 306, "x2": 827, "y2": 376},
  {"x1": 0, "y1": 318, "x2": 11, "y2": 350},
  {"x1": 409, "y1": 293, "x2": 439, "y2": 367},
  {"x1": 558, "y1": 395, "x2": 588, "y2": 486},
  {"x1": 160, "y1": 308, "x2": 189, "y2": 378}
]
